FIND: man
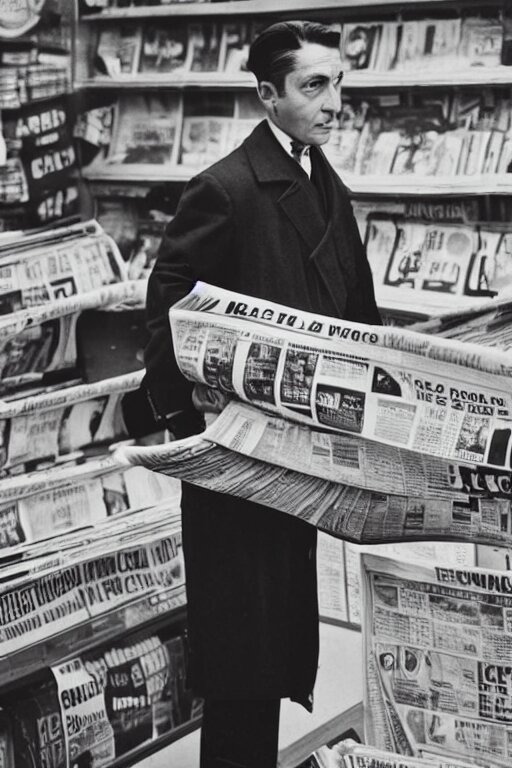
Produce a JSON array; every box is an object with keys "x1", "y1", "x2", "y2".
[{"x1": 143, "y1": 20, "x2": 380, "y2": 768}]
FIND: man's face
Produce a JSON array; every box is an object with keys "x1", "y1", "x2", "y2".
[{"x1": 271, "y1": 42, "x2": 343, "y2": 146}]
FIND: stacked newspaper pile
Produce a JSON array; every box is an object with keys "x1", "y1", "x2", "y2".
[
  {"x1": 411, "y1": 298, "x2": 512, "y2": 349},
  {"x1": 307, "y1": 739, "x2": 485, "y2": 768},
  {"x1": 0, "y1": 499, "x2": 184, "y2": 657},
  {"x1": 117, "y1": 281, "x2": 512, "y2": 547},
  {"x1": 0, "y1": 220, "x2": 185, "y2": 644},
  {"x1": 0, "y1": 220, "x2": 148, "y2": 395}
]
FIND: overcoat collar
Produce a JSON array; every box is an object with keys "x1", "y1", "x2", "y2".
[
  {"x1": 243, "y1": 121, "x2": 326, "y2": 252},
  {"x1": 242, "y1": 121, "x2": 347, "y2": 318}
]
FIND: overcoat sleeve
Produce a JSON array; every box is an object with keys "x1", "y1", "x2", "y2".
[
  {"x1": 141, "y1": 172, "x2": 234, "y2": 430},
  {"x1": 343, "y1": 194, "x2": 382, "y2": 326}
]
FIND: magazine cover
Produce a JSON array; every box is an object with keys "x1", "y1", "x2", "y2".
[
  {"x1": 139, "y1": 23, "x2": 189, "y2": 75},
  {"x1": 220, "y1": 22, "x2": 251, "y2": 73},
  {"x1": 460, "y1": 17, "x2": 502, "y2": 67},
  {"x1": 341, "y1": 23, "x2": 382, "y2": 70},
  {"x1": 96, "y1": 24, "x2": 142, "y2": 77},
  {"x1": 107, "y1": 94, "x2": 181, "y2": 166},
  {"x1": 186, "y1": 22, "x2": 222, "y2": 73},
  {"x1": 179, "y1": 116, "x2": 232, "y2": 167}
]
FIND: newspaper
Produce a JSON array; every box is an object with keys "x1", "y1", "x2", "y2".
[
  {"x1": 411, "y1": 299, "x2": 512, "y2": 351},
  {"x1": 0, "y1": 453, "x2": 122, "y2": 504},
  {"x1": 207, "y1": 401, "x2": 512, "y2": 502},
  {"x1": 0, "y1": 370, "x2": 143, "y2": 419},
  {"x1": 169, "y1": 283, "x2": 512, "y2": 471},
  {"x1": 0, "y1": 219, "x2": 127, "y2": 313},
  {"x1": 0, "y1": 279, "x2": 147, "y2": 346},
  {"x1": 116, "y1": 434, "x2": 512, "y2": 547},
  {"x1": 316, "y1": 535, "x2": 476, "y2": 628},
  {"x1": 0, "y1": 516, "x2": 183, "y2": 657},
  {"x1": 0, "y1": 462, "x2": 180, "y2": 555},
  {"x1": 0, "y1": 371, "x2": 142, "y2": 474},
  {"x1": 52, "y1": 657, "x2": 115, "y2": 768},
  {"x1": 362, "y1": 554, "x2": 512, "y2": 767},
  {"x1": 318, "y1": 739, "x2": 485, "y2": 768}
]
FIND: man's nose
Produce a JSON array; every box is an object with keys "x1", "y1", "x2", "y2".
[{"x1": 323, "y1": 83, "x2": 341, "y2": 114}]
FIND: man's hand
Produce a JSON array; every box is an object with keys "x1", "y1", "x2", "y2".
[{"x1": 192, "y1": 383, "x2": 232, "y2": 415}]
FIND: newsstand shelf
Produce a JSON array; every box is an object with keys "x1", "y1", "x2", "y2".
[
  {"x1": 81, "y1": 0, "x2": 490, "y2": 21},
  {"x1": 0, "y1": 585, "x2": 186, "y2": 693}
]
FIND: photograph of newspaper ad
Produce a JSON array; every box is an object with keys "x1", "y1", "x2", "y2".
[
  {"x1": 169, "y1": 284, "x2": 512, "y2": 470},
  {"x1": 115, "y1": 435, "x2": 512, "y2": 547},
  {"x1": 363, "y1": 553, "x2": 512, "y2": 767},
  {"x1": 52, "y1": 656, "x2": 115, "y2": 767}
]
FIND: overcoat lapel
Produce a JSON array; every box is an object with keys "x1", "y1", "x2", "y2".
[
  {"x1": 243, "y1": 121, "x2": 325, "y2": 252},
  {"x1": 243, "y1": 122, "x2": 349, "y2": 317}
]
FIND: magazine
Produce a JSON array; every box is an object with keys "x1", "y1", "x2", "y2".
[
  {"x1": 107, "y1": 94, "x2": 181, "y2": 166},
  {"x1": 139, "y1": 23, "x2": 189, "y2": 75},
  {"x1": 96, "y1": 24, "x2": 142, "y2": 77},
  {"x1": 220, "y1": 22, "x2": 251, "y2": 73},
  {"x1": 186, "y1": 22, "x2": 222, "y2": 73}
]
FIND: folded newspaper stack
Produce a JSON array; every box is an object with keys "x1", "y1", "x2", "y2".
[
  {"x1": 115, "y1": 282, "x2": 512, "y2": 547},
  {"x1": 0, "y1": 220, "x2": 147, "y2": 394},
  {"x1": 309, "y1": 739, "x2": 484, "y2": 768}
]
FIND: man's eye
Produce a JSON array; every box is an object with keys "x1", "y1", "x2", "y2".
[{"x1": 304, "y1": 80, "x2": 322, "y2": 91}]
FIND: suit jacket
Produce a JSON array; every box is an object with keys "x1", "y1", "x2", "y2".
[{"x1": 143, "y1": 120, "x2": 380, "y2": 706}]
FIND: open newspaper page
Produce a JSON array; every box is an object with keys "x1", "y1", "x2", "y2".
[
  {"x1": 169, "y1": 283, "x2": 512, "y2": 471},
  {"x1": 362, "y1": 553, "x2": 512, "y2": 767}
]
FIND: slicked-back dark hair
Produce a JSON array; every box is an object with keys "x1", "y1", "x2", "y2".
[{"x1": 247, "y1": 21, "x2": 341, "y2": 95}]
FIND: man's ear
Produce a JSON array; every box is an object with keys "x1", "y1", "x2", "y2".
[{"x1": 257, "y1": 80, "x2": 279, "y2": 111}]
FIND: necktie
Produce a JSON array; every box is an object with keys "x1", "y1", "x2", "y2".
[{"x1": 290, "y1": 139, "x2": 307, "y2": 165}]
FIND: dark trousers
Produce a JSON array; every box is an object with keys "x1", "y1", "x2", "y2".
[{"x1": 200, "y1": 698, "x2": 281, "y2": 768}]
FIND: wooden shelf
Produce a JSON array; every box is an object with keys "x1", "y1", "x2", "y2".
[
  {"x1": 0, "y1": 585, "x2": 186, "y2": 692},
  {"x1": 77, "y1": 66, "x2": 512, "y2": 92},
  {"x1": 77, "y1": 74, "x2": 254, "y2": 90},
  {"x1": 82, "y1": 166, "x2": 512, "y2": 197},
  {"x1": 81, "y1": 0, "x2": 492, "y2": 21}
]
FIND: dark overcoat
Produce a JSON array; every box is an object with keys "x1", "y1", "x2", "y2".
[{"x1": 144, "y1": 120, "x2": 381, "y2": 708}]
